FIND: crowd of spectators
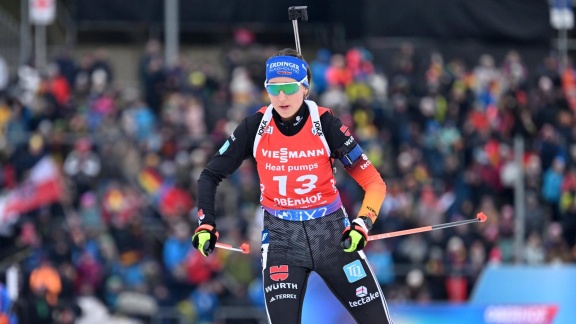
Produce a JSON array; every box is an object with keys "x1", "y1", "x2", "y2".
[{"x1": 0, "y1": 36, "x2": 576, "y2": 323}]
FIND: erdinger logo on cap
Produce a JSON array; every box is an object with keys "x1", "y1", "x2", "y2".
[
  {"x1": 270, "y1": 265, "x2": 289, "y2": 281},
  {"x1": 268, "y1": 61, "x2": 300, "y2": 71},
  {"x1": 265, "y1": 56, "x2": 309, "y2": 87}
]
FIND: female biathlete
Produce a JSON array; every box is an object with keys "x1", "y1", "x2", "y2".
[{"x1": 193, "y1": 48, "x2": 393, "y2": 324}]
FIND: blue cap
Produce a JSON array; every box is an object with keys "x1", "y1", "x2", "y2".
[{"x1": 265, "y1": 56, "x2": 309, "y2": 87}]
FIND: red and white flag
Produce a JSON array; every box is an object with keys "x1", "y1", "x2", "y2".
[{"x1": 0, "y1": 156, "x2": 63, "y2": 225}]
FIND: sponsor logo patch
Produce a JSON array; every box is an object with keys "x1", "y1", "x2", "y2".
[
  {"x1": 261, "y1": 148, "x2": 324, "y2": 163},
  {"x1": 344, "y1": 136, "x2": 355, "y2": 146},
  {"x1": 349, "y1": 287, "x2": 380, "y2": 308},
  {"x1": 218, "y1": 140, "x2": 230, "y2": 154},
  {"x1": 342, "y1": 217, "x2": 351, "y2": 228},
  {"x1": 356, "y1": 286, "x2": 368, "y2": 297},
  {"x1": 265, "y1": 282, "x2": 298, "y2": 293},
  {"x1": 340, "y1": 125, "x2": 351, "y2": 136},
  {"x1": 261, "y1": 229, "x2": 269, "y2": 269},
  {"x1": 261, "y1": 229, "x2": 270, "y2": 244},
  {"x1": 360, "y1": 153, "x2": 372, "y2": 169},
  {"x1": 269, "y1": 294, "x2": 297, "y2": 302},
  {"x1": 312, "y1": 120, "x2": 323, "y2": 136},
  {"x1": 258, "y1": 120, "x2": 268, "y2": 135},
  {"x1": 343, "y1": 260, "x2": 367, "y2": 283},
  {"x1": 270, "y1": 265, "x2": 289, "y2": 281}
]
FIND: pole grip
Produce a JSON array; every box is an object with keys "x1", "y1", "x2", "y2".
[{"x1": 288, "y1": 6, "x2": 308, "y2": 54}]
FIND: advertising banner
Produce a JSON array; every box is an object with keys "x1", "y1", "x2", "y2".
[{"x1": 301, "y1": 266, "x2": 570, "y2": 324}]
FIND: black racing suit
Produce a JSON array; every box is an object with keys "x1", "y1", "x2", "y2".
[
  {"x1": 262, "y1": 208, "x2": 392, "y2": 324},
  {"x1": 197, "y1": 102, "x2": 392, "y2": 324}
]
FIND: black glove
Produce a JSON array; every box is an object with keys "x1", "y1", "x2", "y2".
[
  {"x1": 340, "y1": 216, "x2": 372, "y2": 252},
  {"x1": 192, "y1": 224, "x2": 219, "y2": 256}
]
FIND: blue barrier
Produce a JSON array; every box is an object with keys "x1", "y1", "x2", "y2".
[{"x1": 301, "y1": 265, "x2": 572, "y2": 324}]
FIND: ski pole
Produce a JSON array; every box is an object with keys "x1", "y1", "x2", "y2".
[
  {"x1": 288, "y1": 6, "x2": 308, "y2": 54},
  {"x1": 368, "y1": 212, "x2": 488, "y2": 241},
  {"x1": 215, "y1": 242, "x2": 250, "y2": 254}
]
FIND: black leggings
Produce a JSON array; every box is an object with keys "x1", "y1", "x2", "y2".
[{"x1": 261, "y1": 208, "x2": 393, "y2": 324}]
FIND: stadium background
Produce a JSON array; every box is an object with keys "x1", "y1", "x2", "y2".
[{"x1": 0, "y1": 0, "x2": 575, "y2": 323}]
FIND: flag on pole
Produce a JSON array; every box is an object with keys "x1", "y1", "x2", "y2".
[{"x1": 0, "y1": 156, "x2": 64, "y2": 225}]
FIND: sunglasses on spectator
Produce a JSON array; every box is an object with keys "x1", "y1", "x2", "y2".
[{"x1": 264, "y1": 78, "x2": 306, "y2": 96}]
